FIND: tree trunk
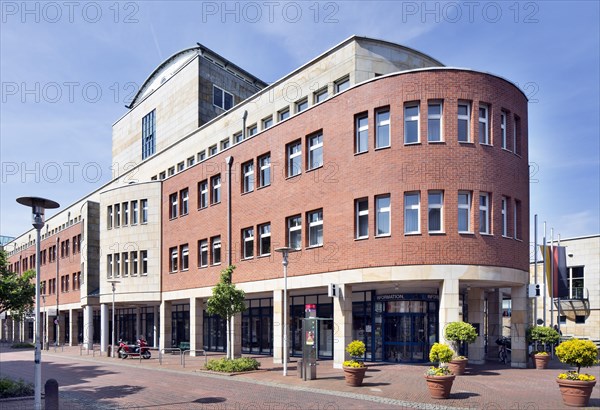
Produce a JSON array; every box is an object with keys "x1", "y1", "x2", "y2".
[{"x1": 226, "y1": 317, "x2": 232, "y2": 360}]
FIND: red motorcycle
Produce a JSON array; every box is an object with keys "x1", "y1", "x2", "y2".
[{"x1": 117, "y1": 338, "x2": 151, "y2": 359}]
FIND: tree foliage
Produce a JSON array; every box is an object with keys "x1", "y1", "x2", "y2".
[
  {"x1": 0, "y1": 250, "x2": 35, "y2": 317},
  {"x1": 206, "y1": 265, "x2": 246, "y2": 320},
  {"x1": 556, "y1": 338, "x2": 599, "y2": 374}
]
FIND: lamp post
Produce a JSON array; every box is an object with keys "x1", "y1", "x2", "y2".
[
  {"x1": 107, "y1": 280, "x2": 120, "y2": 358},
  {"x1": 275, "y1": 247, "x2": 295, "y2": 376},
  {"x1": 41, "y1": 295, "x2": 46, "y2": 350},
  {"x1": 17, "y1": 196, "x2": 60, "y2": 410}
]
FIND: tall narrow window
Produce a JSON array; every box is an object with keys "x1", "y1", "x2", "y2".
[
  {"x1": 180, "y1": 244, "x2": 189, "y2": 270},
  {"x1": 169, "y1": 193, "x2": 178, "y2": 219},
  {"x1": 141, "y1": 199, "x2": 148, "y2": 223},
  {"x1": 428, "y1": 191, "x2": 443, "y2": 233},
  {"x1": 376, "y1": 109, "x2": 390, "y2": 148},
  {"x1": 307, "y1": 133, "x2": 323, "y2": 170},
  {"x1": 355, "y1": 115, "x2": 369, "y2": 154},
  {"x1": 115, "y1": 203, "x2": 121, "y2": 228},
  {"x1": 242, "y1": 161, "x2": 254, "y2": 193},
  {"x1": 404, "y1": 104, "x2": 419, "y2": 144},
  {"x1": 259, "y1": 223, "x2": 271, "y2": 256},
  {"x1": 213, "y1": 85, "x2": 233, "y2": 110},
  {"x1": 211, "y1": 175, "x2": 221, "y2": 204},
  {"x1": 501, "y1": 196, "x2": 509, "y2": 237},
  {"x1": 198, "y1": 240, "x2": 208, "y2": 267},
  {"x1": 458, "y1": 102, "x2": 471, "y2": 142},
  {"x1": 122, "y1": 252, "x2": 129, "y2": 276},
  {"x1": 242, "y1": 227, "x2": 254, "y2": 259},
  {"x1": 107, "y1": 254, "x2": 113, "y2": 278},
  {"x1": 501, "y1": 111, "x2": 508, "y2": 150},
  {"x1": 355, "y1": 198, "x2": 369, "y2": 239},
  {"x1": 514, "y1": 115, "x2": 522, "y2": 155},
  {"x1": 479, "y1": 192, "x2": 490, "y2": 234},
  {"x1": 180, "y1": 189, "x2": 189, "y2": 216},
  {"x1": 131, "y1": 251, "x2": 138, "y2": 275},
  {"x1": 131, "y1": 200, "x2": 138, "y2": 225},
  {"x1": 375, "y1": 195, "x2": 391, "y2": 236},
  {"x1": 404, "y1": 192, "x2": 420, "y2": 234},
  {"x1": 107, "y1": 205, "x2": 113, "y2": 229},
  {"x1": 122, "y1": 202, "x2": 129, "y2": 226},
  {"x1": 479, "y1": 104, "x2": 490, "y2": 144},
  {"x1": 428, "y1": 102, "x2": 442, "y2": 142},
  {"x1": 287, "y1": 141, "x2": 302, "y2": 177},
  {"x1": 307, "y1": 209, "x2": 323, "y2": 247},
  {"x1": 141, "y1": 250, "x2": 148, "y2": 275},
  {"x1": 458, "y1": 191, "x2": 472, "y2": 233},
  {"x1": 170, "y1": 247, "x2": 178, "y2": 272},
  {"x1": 142, "y1": 110, "x2": 156, "y2": 160},
  {"x1": 287, "y1": 215, "x2": 302, "y2": 249},
  {"x1": 198, "y1": 180, "x2": 208, "y2": 209},
  {"x1": 114, "y1": 253, "x2": 121, "y2": 277},
  {"x1": 258, "y1": 153, "x2": 271, "y2": 187},
  {"x1": 514, "y1": 199, "x2": 522, "y2": 239},
  {"x1": 211, "y1": 236, "x2": 221, "y2": 265}
]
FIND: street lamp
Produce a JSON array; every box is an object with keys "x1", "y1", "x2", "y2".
[
  {"x1": 17, "y1": 196, "x2": 60, "y2": 410},
  {"x1": 274, "y1": 247, "x2": 295, "y2": 376},
  {"x1": 41, "y1": 294, "x2": 46, "y2": 351},
  {"x1": 107, "y1": 280, "x2": 120, "y2": 358}
]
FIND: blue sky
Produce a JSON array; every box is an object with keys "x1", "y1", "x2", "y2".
[{"x1": 1, "y1": 1, "x2": 599, "y2": 245}]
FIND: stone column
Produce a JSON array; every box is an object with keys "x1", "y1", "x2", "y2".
[
  {"x1": 69, "y1": 309, "x2": 78, "y2": 346},
  {"x1": 100, "y1": 303, "x2": 108, "y2": 352},
  {"x1": 153, "y1": 306, "x2": 159, "y2": 348},
  {"x1": 510, "y1": 284, "x2": 529, "y2": 368},
  {"x1": 47, "y1": 318, "x2": 55, "y2": 345},
  {"x1": 135, "y1": 307, "x2": 141, "y2": 340},
  {"x1": 487, "y1": 289, "x2": 502, "y2": 359},
  {"x1": 439, "y1": 279, "x2": 460, "y2": 344},
  {"x1": 272, "y1": 289, "x2": 283, "y2": 364},
  {"x1": 333, "y1": 284, "x2": 353, "y2": 369},
  {"x1": 83, "y1": 305, "x2": 94, "y2": 350},
  {"x1": 56, "y1": 313, "x2": 64, "y2": 346},
  {"x1": 233, "y1": 312, "x2": 242, "y2": 358},
  {"x1": 467, "y1": 288, "x2": 485, "y2": 364},
  {"x1": 160, "y1": 300, "x2": 172, "y2": 350},
  {"x1": 190, "y1": 297, "x2": 204, "y2": 355}
]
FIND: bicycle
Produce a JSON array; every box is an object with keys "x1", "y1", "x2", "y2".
[{"x1": 496, "y1": 336, "x2": 511, "y2": 364}]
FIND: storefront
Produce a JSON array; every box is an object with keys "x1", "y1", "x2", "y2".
[{"x1": 242, "y1": 298, "x2": 273, "y2": 355}]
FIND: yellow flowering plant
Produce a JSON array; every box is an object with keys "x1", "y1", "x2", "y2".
[
  {"x1": 558, "y1": 371, "x2": 596, "y2": 381},
  {"x1": 344, "y1": 340, "x2": 366, "y2": 368},
  {"x1": 426, "y1": 343, "x2": 454, "y2": 377},
  {"x1": 555, "y1": 338, "x2": 598, "y2": 381}
]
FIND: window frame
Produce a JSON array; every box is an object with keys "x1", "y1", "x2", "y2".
[
  {"x1": 478, "y1": 103, "x2": 490, "y2": 145},
  {"x1": 428, "y1": 191, "x2": 444, "y2": 233},
  {"x1": 141, "y1": 250, "x2": 148, "y2": 275},
  {"x1": 458, "y1": 191, "x2": 472, "y2": 233},
  {"x1": 198, "y1": 239, "x2": 208, "y2": 268},
  {"x1": 242, "y1": 160, "x2": 254, "y2": 193},
  {"x1": 427, "y1": 102, "x2": 443, "y2": 143},
  {"x1": 141, "y1": 199, "x2": 148, "y2": 223},
  {"x1": 307, "y1": 132, "x2": 323, "y2": 171},
  {"x1": 287, "y1": 215, "x2": 302, "y2": 250},
  {"x1": 180, "y1": 188, "x2": 189, "y2": 216},
  {"x1": 198, "y1": 180, "x2": 208, "y2": 209},
  {"x1": 295, "y1": 98, "x2": 308, "y2": 113},
  {"x1": 375, "y1": 108, "x2": 390, "y2": 149},
  {"x1": 211, "y1": 175, "x2": 221, "y2": 204},
  {"x1": 501, "y1": 196, "x2": 509, "y2": 237},
  {"x1": 278, "y1": 107, "x2": 290, "y2": 122},
  {"x1": 262, "y1": 116, "x2": 273, "y2": 130},
  {"x1": 213, "y1": 85, "x2": 234, "y2": 110},
  {"x1": 355, "y1": 114, "x2": 369, "y2": 154},
  {"x1": 355, "y1": 198, "x2": 369, "y2": 239},
  {"x1": 334, "y1": 76, "x2": 349, "y2": 94},
  {"x1": 404, "y1": 192, "x2": 421, "y2": 234},
  {"x1": 375, "y1": 194, "x2": 391, "y2": 237},
  {"x1": 313, "y1": 88, "x2": 328, "y2": 104},
  {"x1": 287, "y1": 140, "x2": 302, "y2": 178},
  {"x1": 141, "y1": 109, "x2": 156, "y2": 160},
  {"x1": 479, "y1": 192, "x2": 491, "y2": 234},
  {"x1": 458, "y1": 102, "x2": 471, "y2": 143},
  {"x1": 258, "y1": 223, "x2": 271, "y2": 256},
  {"x1": 501, "y1": 111, "x2": 508, "y2": 150},
  {"x1": 404, "y1": 103, "x2": 420, "y2": 144},
  {"x1": 258, "y1": 153, "x2": 271, "y2": 188},
  {"x1": 180, "y1": 244, "x2": 189, "y2": 271},
  {"x1": 307, "y1": 209, "x2": 324, "y2": 248},
  {"x1": 169, "y1": 193, "x2": 178, "y2": 219},
  {"x1": 242, "y1": 227, "x2": 254, "y2": 259},
  {"x1": 131, "y1": 200, "x2": 138, "y2": 225},
  {"x1": 170, "y1": 246, "x2": 178, "y2": 272},
  {"x1": 211, "y1": 236, "x2": 221, "y2": 265}
]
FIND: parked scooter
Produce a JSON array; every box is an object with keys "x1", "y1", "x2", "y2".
[{"x1": 117, "y1": 337, "x2": 151, "y2": 359}]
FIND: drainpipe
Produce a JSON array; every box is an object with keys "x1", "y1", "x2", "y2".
[{"x1": 242, "y1": 110, "x2": 248, "y2": 140}]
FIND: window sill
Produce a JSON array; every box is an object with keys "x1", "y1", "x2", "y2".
[
  {"x1": 169, "y1": 217, "x2": 177, "y2": 221},
  {"x1": 286, "y1": 173, "x2": 301, "y2": 180},
  {"x1": 374, "y1": 145, "x2": 391, "y2": 151},
  {"x1": 480, "y1": 142, "x2": 493, "y2": 147},
  {"x1": 502, "y1": 235, "x2": 513, "y2": 239},
  {"x1": 181, "y1": 269, "x2": 189, "y2": 272},
  {"x1": 459, "y1": 231, "x2": 475, "y2": 235},
  {"x1": 502, "y1": 147, "x2": 512, "y2": 153},
  {"x1": 306, "y1": 244, "x2": 323, "y2": 250},
  {"x1": 198, "y1": 265, "x2": 208, "y2": 269},
  {"x1": 257, "y1": 254, "x2": 271, "y2": 259},
  {"x1": 354, "y1": 236, "x2": 369, "y2": 241},
  {"x1": 428, "y1": 231, "x2": 446, "y2": 235},
  {"x1": 404, "y1": 232, "x2": 421, "y2": 236},
  {"x1": 210, "y1": 202, "x2": 221, "y2": 206},
  {"x1": 257, "y1": 184, "x2": 271, "y2": 191},
  {"x1": 354, "y1": 150, "x2": 369, "y2": 156},
  {"x1": 212, "y1": 263, "x2": 222, "y2": 266},
  {"x1": 375, "y1": 234, "x2": 391, "y2": 238},
  {"x1": 428, "y1": 140, "x2": 445, "y2": 144},
  {"x1": 242, "y1": 257, "x2": 254, "y2": 261},
  {"x1": 241, "y1": 190, "x2": 254, "y2": 196},
  {"x1": 180, "y1": 213, "x2": 189, "y2": 217},
  {"x1": 458, "y1": 141, "x2": 474, "y2": 144},
  {"x1": 306, "y1": 165, "x2": 323, "y2": 173},
  {"x1": 480, "y1": 232, "x2": 493, "y2": 236},
  {"x1": 197, "y1": 206, "x2": 208, "y2": 211},
  {"x1": 404, "y1": 141, "x2": 421, "y2": 146}
]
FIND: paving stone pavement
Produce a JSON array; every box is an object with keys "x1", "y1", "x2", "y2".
[{"x1": 1, "y1": 346, "x2": 598, "y2": 409}]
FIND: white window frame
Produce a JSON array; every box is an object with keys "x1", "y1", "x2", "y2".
[
  {"x1": 427, "y1": 102, "x2": 443, "y2": 142},
  {"x1": 295, "y1": 98, "x2": 308, "y2": 113},
  {"x1": 180, "y1": 189, "x2": 189, "y2": 216},
  {"x1": 307, "y1": 133, "x2": 323, "y2": 170},
  {"x1": 376, "y1": 109, "x2": 390, "y2": 148},
  {"x1": 307, "y1": 209, "x2": 323, "y2": 247},
  {"x1": 131, "y1": 200, "x2": 138, "y2": 225},
  {"x1": 130, "y1": 251, "x2": 138, "y2": 276},
  {"x1": 211, "y1": 175, "x2": 221, "y2": 204},
  {"x1": 141, "y1": 199, "x2": 148, "y2": 223},
  {"x1": 356, "y1": 115, "x2": 369, "y2": 154},
  {"x1": 501, "y1": 111, "x2": 508, "y2": 150},
  {"x1": 199, "y1": 180, "x2": 208, "y2": 209},
  {"x1": 169, "y1": 193, "x2": 178, "y2": 219},
  {"x1": 404, "y1": 192, "x2": 421, "y2": 234},
  {"x1": 107, "y1": 205, "x2": 113, "y2": 229},
  {"x1": 211, "y1": 236, "x2": 221, "y2": 265},
  {"x1": 278, "y1": 107, "x2": 290, "y2": 121},
  {"x1": 170, "y1": 247, "x2": 178, "y2": 272},
  {"x1": 314, "y1": 88, "x2": 328, "y2": 103},
  {"x1": 375, "y1": 195, "x2": 391, "y2": 237},
  {"x1": 242, "y1": 227, "x2": 254, "y2": 259},
  {"x1": 107, "y1": 254, "x2": 113, "y2": 278},
  {"x1": 259, "y1": 223, "x2": 271, "y2": 256},
  {"x1": 288, "y1": 215, "x2": 302, "y2": 250},
  {"x1": 122, "y1": 202, "x2": 129, "y2": 226},
  {"x1": 458, "y1": 102, "x2": 471, "y2": 143},
  {"x1": 115, "y1": 203, "x2": 121, "y2": 227},
  {"x1": 259, "y1": 153, "x2": 271, "y2": 187},
  {"x1": 287, "y1": 141, "x2": 302, "y2": 177},
  {"x1": 199, "y1": 239, "x2": 208, "y2": 267},
  {"x1": 242, "y1": 161, "x2": 254, "y2": 193},
  {"x1": 355, "y1": 198, "x2": 369, "y2": 239},
  {"x1": 479, "y1": 104, "x2": 490, "y2": 145},
  {"x1": 404, "y1": 104, "x2": 420, "y2": 144},
  {"x1": 181, "y1": 244, "x2": 189, "y2": 271},
  {"x1": 122, "y1": 252, "x2": 129, "y2": 276},
  {"x1": 458, "y1": 191, "x2": 472, "y2": 233},
  {"x1": 141, "y1": 250, "x2": 148, "y2": 275},
  {"x1": 334, "y1": 76, "x2": 349, "y2": 94},
  {"x1": 479, "y1": 192, "x2": 490, "y2": 234},
  {"x1": 114, "y1": 253, "x2": 120, "y2": 277},
  {"x1": 501, "y1": 196, "x2": 509, "y2": 237},
  {"x1": 262, "y1": 116, "x2": 273, "y2": 130},
  {"x1": 428, "y1": 191, "x2": 444, "y2": 233}
]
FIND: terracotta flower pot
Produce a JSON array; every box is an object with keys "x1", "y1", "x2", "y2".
[
  {"x1": 533, "y1": 353, "x2": 550, "y2": 369},
  {"x1": 424, "y1": 375, "x2": 455, "y2": 399},
  {"x1": 556, "y1": 379, "x2": 596, "y2": 407},
  {"x1": 448, "y1": 358, "x2": 468, "y2": 375},
  {"x1": 343, "y1": 366, "x2": 367, "y2": 386}
]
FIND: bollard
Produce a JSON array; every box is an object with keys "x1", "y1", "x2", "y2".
[{"x1": 45, "y1": 378, "x2": 59, "y2": 410}]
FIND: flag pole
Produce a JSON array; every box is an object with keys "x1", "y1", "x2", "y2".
[
  {"x1": 550, "y1": 228, "x2": 554, "y2": 328},
  {"x1": 533, "y1": 215, "x2": 538, "y2": 325},
  {"x1": 543, "y1": 222, "x2": 547, "y2": 325}
]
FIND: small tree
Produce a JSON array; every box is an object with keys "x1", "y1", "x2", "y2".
[
  {"x1": 444, "y1": 322, "x2": 478, "y2": 357},
  {"x1": 555, "y1": 338, "x2": 599, "y2": 374},
  {"x1": 206, "y1": 265, "x2": 246, "y2": 360},
  {"x1": 0, "y1": 250, "x2": 35, "y2": 319},
  {"x1": 527, "y1": 326, "x2": 560, "y2": 353}
]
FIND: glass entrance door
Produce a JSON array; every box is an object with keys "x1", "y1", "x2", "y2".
[{"x1": 381, "y1": 298, "x2": 432, "y2": 362}]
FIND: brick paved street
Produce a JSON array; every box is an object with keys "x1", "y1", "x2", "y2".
[{"x1": 1, "y1": 346, "x2": 598, "y2": 409}]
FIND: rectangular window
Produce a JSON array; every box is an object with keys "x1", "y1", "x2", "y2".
[
  {"x1": 168, "y1": 166, "x2": 175, "y2": 176},
  {"x1": 180, "y1": 189, "x2": 189, "y2": 215},
  {"x1": 209, "y1": 145, "x2": 218, "y2": 156},
  {"x1": 404, "y1": 104, "x2": 419, "y2": 144},
  {"x1": 170, "y1": 246, "x2": 178, "y2": 272},
  {"x1": 259, "y1": 223, "x2": 271, "y2": 256},
  {"x1": 242, "y1": 161, "x2": 254, "y2": 193},
  {"x1": 177, "y1": 161, "x2": 185, "y2": 172},
  {"x1": 198, "y1": 239, "x2": 208, "y2": 267},
  {"x1": 501, "y1": 196, "x2": 509, "y2": 237},
  {"x1": 115, "y1": 203, "x2": 121, "y2": 227},
  {"x1": 211, "y1": 236, "x2": 221, "y2": 265},
  {"x1": 159, "y1": 171, "x2": 166, "y2": 180},
  {"x1": 428, "y1": 102, "x2": 443, "y2": 142},
  {"x1": 287, "y1": 215, "x2": 302, "y2": 250},
  {"x1": 248, "y1": 124, "x2": 257, "y2": 137},
  {"x1": 211, "y1": 175, "x2": 221, "y2": 204},
  {"x1": 122, "y1": 202, "x2": 129, "y2": 225},
  {"x1": 180, "y1": 244, "x2": 189, "y2": 270},
  {"x1": 479, "y1": 104, "x2": 490, "y2": 144},
  {"x1": 295, "y1": 98, "x2": 308, "y2": 113},
  {"x1": 141, "y1": 199, "x2": 148, "y2": 223},
  {"x1": 131, "y1": 251, "x2": 138, "y2": 275},
  {"x1": 141, "y1": 250, "x2": 148, "y2": 275},
  {"x1": 355, "y1": 198, "x2": 369, "y2": 239},
  {"x1": 514, "y1": 199, "x2": 522, "y2": 239},
  {"x1": 198, "y1": 150, "x2": 206, "y2": 161},
  {"x1": 376, "y1": 195, "x2": 391, "y2": 236},
  {"x1": 213, "y1": 85, "x2": 233, "y2": 110},
  {"x1": 258, "y1": 153, "x2": 271, "y2": 187},
  {"x1": 514, "y1": 115, "x2": 521, "y2": 155},
  {"x1": 428, "y1": 191, "x2": 443, "y2": 233},
  {"x1": 107, "y1": 205, "x2": 113, "y2": 229},
  {"x1": 287, "y1": 140, "x2": 302, "y2": 177},
  {"x1": 479, "y1": 192, "x2": 490, "y2": 234},
  {"x1": 234, "y1": 132, "x2": 243, "y2": 144},
  {"x1": 307, "y1": 132, "x2": 323, "y2": 170},
  {"x1": 458, "y1": 191, "x2": 472, "y2": 233},
  {"x1": 187, "y1": 156, "x2": 195, "y2": 167},
  {"x1": 262, "y1": 116, "x2": 273, "y2": 130},
  {"x1": 308, "y1": 209, "x2": 323, "y2": 247},
  {"x1": 458, "y1": 102, "x2": 471, "y2": 142},
  {"x1": 314, "y1": 88, "x2": 328, "y2": 103},
  {"x1": 169, "y1": 193, "x2": 178, "y2": 219},
  {"x1": 114, "y1": 253, "x2": 120, "y2": 277},
  {"x1": 142, "y1": 110, "x2": 156, "y2": 160},
  {"x1": 355, "y1": 114, "x2": 369, "y2": 154},
  {"x1": 122, "y1": 252, "x2": 129, "y2": 276},
  {"x1": 404, "y1": 192, "x2": 420, "y2": 234},
  {"x1": 198, "y1": 180, "x2": 208, "y2": 209},
  {"x1": 376, "y1": 109, "x2": 390, "y2": 148},
  {"x1": 242, "y1": 227, "x2": 254, "y2": 259},
  {"x1": 107, "y1": 254, "x2": 113, "y2": 278},
  {"x1": 334, "y1": 76, "x2": 349, "y2": 94},
  {"x1": 220, "y1": 138, "x2": 230, "y2": 150},
  {"x1": 501, "y1": 111, "x2": 508, "y2": 150},
  {"x1": 131, "y1": 200, "x2": 138, "y2": 225},
  {"x1": 568, "y1": 266, "x2": 584, "y2": 299},
  {"x1": 278, "y1": 108, "x2": 290, "y2": 121}
]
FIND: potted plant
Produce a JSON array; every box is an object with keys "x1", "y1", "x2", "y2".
[
  {"x1": 555, "y1": 338, "x2": 598, "y2": 407},
  {"x1": 527, "y1": 326, "x2": 560, "y2": 369},
  {"x1": 444, "y1": 321, "x2": 478, "y2": 375},
  {"x1": 424, "y1": 342, "x2": 455, "y2": 399},
  {"x1": 342, "y1": 340, "x2": 367, "y2": 387}
]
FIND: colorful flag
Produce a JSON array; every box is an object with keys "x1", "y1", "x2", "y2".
[{"x1": 540, "y1": 245, "x2": 569, "y2": 298}]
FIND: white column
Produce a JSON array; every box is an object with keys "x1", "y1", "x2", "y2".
[
  {"x1": 439, "y1": 279, "x2": 460, "y2": 344},
  {"x1": 232, "y1": 312, "x2": 242, "y2": 358},
  {"x1": 69, "y1": 309, "x2": 77, "y2": 346},
  {"x1": 100, "y1": 303, "x2": 108, "y2": 352},
  {"x1": 190, "y1": 297, "x2": 204, "y2": 355},
  {"x1": 487, "y1": 290, "x2": 502, "y2": 359},
  {"x1": 467, "y1": 288, "x2": 485, "y2": 364},
  {"x1": 160, "y1": 300, "x2": 172, "y2": 350},
  {"x1": 153, "y1": 306, "x2": 159, "y2": 348},
  {"x1": 272, "y1": 289, "x2": 283, "y2": 364},
  {"x1": 333, "y1": 284, "x2": 353, "y2": 369},
  {"x1": 83, "y1": 305, "x2": 94, "y2": 350},
  {"x1": 510, "y1": 285, "x2": 529, "y2": 368}
]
